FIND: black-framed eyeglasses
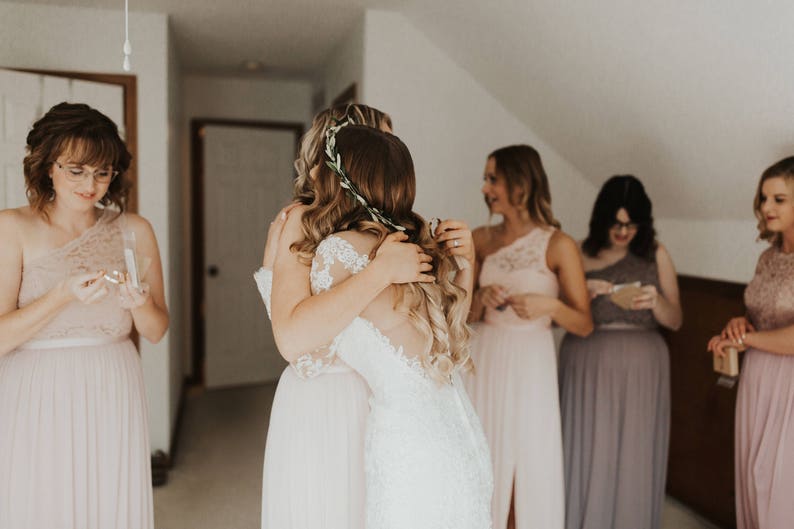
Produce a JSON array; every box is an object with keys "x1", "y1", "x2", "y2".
[
  {"x1": 610, "y1": 221, "x2": 638, "y2": 231},
  {"x1": 54, "y1": 161, "x2": 119, "y2": 184}
]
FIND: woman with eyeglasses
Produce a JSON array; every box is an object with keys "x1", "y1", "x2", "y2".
[
  {"x1": 0, "y1": 102, "x2": 168, "y2": 529},
  {"x1": 558, "y1": 175, "x2": 681, "y2": 529}
]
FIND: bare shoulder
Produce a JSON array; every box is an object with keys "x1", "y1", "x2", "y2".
[
  {"x1": 546, "y1": 229, "x2": 582, "y2": 271},
  {"x1": 472, "y1": 225, "x2": 490, "y2": 245},
  {"x1": 0, "y1": 207, "x2": 35, "y2": 244},
  {"x1": 121, "y1": 212, "x2": 157, "y2": 240},
  {"x1": 280, "y1": 204, "x2": 309, "y2": 243},
  {"x1": 472, "y1": 225, "x2": 497, "y2": 258},
  {"x1": 122, "y1": 211, "x2": 153, "y2": 230},
  {"x1": 654, "y1": 242, "x2": 674, "y2": 264},
  {"x1": 548, "y1": 229, "x2": 578, "y2": 254}
]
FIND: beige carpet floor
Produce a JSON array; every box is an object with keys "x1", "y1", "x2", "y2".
[{"x1": 153, "y1": 383, "x2": 721, "y2": 529}]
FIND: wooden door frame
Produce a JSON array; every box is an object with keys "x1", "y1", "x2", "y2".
[
  {"x1": 9, "y1": 68, "x2": 139, "y2": 212},
  {"x1": 190, "y1": 118, "x2": 303, "y2": 385}
]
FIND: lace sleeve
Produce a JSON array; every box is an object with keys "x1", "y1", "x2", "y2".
[
  {"x1": 253, "y1": 267, "x2": 273, "y2": 319},
  {"x1": 289, "y1": 234, "x2": 371, "y2": 379}
]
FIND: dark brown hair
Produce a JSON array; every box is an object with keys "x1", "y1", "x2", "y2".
[
  {"x1": 754, "y1": 156, "x2": 794, "y2": 247},
  {"x1": 489, "y1": 145, "x2": 560, "y2": 228},
  {"x1": 582, "y1": 175, "x2": 657, "y2": 260},
  {"x1": 24, "y1": 102, "x2": 132, "y2": 215}
]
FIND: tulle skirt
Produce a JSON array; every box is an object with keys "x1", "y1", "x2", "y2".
[
  {"x1": 735, "y1": 349, "x2": 794, "y2": 529},
  {"x1": 559, "y1": 328, "x2": 670, "y2": 529},
  {"x1": 0, "y1": 336, "x2": 153, "y2": 529},
  {"x1": 261, "y1": 364, "x2": 369, "y2": 529}
]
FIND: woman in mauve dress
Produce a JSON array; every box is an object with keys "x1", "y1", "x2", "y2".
[
  {"x1": 464, "y1": 144, "x2": 593, "y2": 529},
  {"x1": 559, "y1": 175, "x2": 682, "y2": 529},
  {"x1": 0, "y1": 102, "x2": 169, "y2": 529},
  {"x1": 708, "y1": 156, "x2": 794, "y2": 529}
]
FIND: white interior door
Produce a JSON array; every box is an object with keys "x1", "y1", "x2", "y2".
[
  {"x1": 0, "y1": 68, "x2": 124, "y2": 210},
  {"x1": 203, "y1": 125, "x2": 296, "y2": 388}
]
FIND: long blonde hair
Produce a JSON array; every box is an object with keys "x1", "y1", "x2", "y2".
[
  {"x1": 754, "y1": 156, "x2": 794, "y2": 247},
  {"x1": 293, "y1": 125, "x2": 471, "y2": 382},
  {"x1": 293, "y1": 103, "x2": 392, "y2": 205}
]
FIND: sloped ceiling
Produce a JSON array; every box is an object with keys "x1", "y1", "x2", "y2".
[
  {"x1": 398, "y1": 0, "x2": 794, "y2": 219},
  {"x1": 12, "y1": 0, "x2": 793, "y2": 219}
]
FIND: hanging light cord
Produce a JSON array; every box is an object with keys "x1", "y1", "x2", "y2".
[{"x1": 123, "y1": 0, "x2": 132, "y2": 71}]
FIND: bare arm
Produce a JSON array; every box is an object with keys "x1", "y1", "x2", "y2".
[
  {"x1": 649, "y1": 244, "x2": 682, "y2": 330},
  {"x1": 123, "y1": 214, "x2": 169, "y2": 343},
  {"x1": 741, "y1": 325, "x2": 794, "y2": 356},
  {"x1": 270, "y1": 208, "x2": 433, "y2": 361},
  {"x1": 0, "y1": 211, "x2": 106, "y2": 356},
  {"x1": 467, "y1": 227, "x2": 488, "y2": 323},
  {"x1": 546, "y1": 231, "x2": 593, "y2": 337}
]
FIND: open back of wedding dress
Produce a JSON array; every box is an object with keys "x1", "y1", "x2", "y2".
[{"x1": 310, "y1": 232, "x2": 493, "y2": 529}]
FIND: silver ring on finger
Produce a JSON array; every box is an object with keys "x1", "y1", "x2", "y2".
[{"x1": 453, "y1": 239, "x2": 460, "y2": 248}]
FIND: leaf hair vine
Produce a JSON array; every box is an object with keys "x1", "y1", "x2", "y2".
[{"x1": 324, "y1": 117, "x2": 407, "y2": 232}]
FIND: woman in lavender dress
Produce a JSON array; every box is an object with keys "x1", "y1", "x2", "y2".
[
  {"x1": 708, "y1": 156, "x2": 794, "y2": 529},
  {"x1": 559, "y1": 175, "x2": 682, "y2": 529}
]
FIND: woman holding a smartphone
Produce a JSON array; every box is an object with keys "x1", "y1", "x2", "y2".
[{"x1": 558, "y1": 175, "x2": 681, "y2": 529}]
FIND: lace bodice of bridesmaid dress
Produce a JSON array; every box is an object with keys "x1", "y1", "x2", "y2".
[
  {"x1": 17, "y1": 209, "x2": 132, "y2": 341},
  {"x1": 745, "y1": 246, "x2": 794, "y2": 332},
  {"x1": 586, "y1": 251, "x2": 660, "y2": 328},
  {"x1": 478, "y1": 227, "x2": 558, "y2": 329}
]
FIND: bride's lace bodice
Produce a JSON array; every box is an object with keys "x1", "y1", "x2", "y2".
[
  {"x1": 18, "y1": 209, "x2": 132, "y2": 341},
  {"x1": 256, "y1": 233, "x2": 493, "y2": 527},
  {"x1": 319, "y1": 234, "x2": 493, "y2": 529}
]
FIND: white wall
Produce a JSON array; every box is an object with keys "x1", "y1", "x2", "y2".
[
  {"x1": 656, "y1": 218, "x2": 763, "y2": 284},
  {"x1": 321, "y1": 14, "x2": 365, "y2": 106},
  {"x1": 360, "y1": 10, "x2": 596, "y2": 236},
  {"x1": 180, "y1": 75, "x2": 313, "y2": 377},
  {"x1": 0, "y1": 1, "x2": 178, "y2": 453},
  {"x1": 183, "y1": 75, "x2": 313, "y2": 125},
  {"x1": 396, "y1": 2, "x2": 790, "y2": 285}
]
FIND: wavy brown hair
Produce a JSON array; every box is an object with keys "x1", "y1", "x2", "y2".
[
  {"x1": 24, "y1": 102, "x2": 132, "y2": 217},
  {"x1": 293, "y1": 125, "x2": 471, "y2": 382},
  {"x1": 489, "y1": 144, "x2": 560, "y2": 228},
  {"x1": 293, "y1": 103, "x2": 392, "y2": 205},
  {"x1": 754, "y1": 156, "x2": 794, "y2": 247}
]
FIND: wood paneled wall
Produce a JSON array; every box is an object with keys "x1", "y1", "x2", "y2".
[{"x1": 663, "y1": 275, "x2": 746, "y2": 529}]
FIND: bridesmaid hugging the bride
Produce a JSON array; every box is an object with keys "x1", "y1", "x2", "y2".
[{"x1": 257, "y1": 106, "x2": 493, "y2": 529}]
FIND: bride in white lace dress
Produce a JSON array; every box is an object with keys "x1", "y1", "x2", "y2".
[{"x1": 270, "y1": 122, "x2": 493, "y2": 528}]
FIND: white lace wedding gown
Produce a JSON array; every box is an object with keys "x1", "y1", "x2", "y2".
[
  {"x1": 255, "y1": 235, "x2": 493, "y2": 529},
  {"x1": 310, "y1": 234, "x2": 493, "y2": 529}
]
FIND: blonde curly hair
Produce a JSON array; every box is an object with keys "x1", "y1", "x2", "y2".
[
  {"x1": 293, "y1": 103, "x2": 392, "y2": 205},
  {"x1": 292, "y1": 125, "x2": 471, "y2": 383}
]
